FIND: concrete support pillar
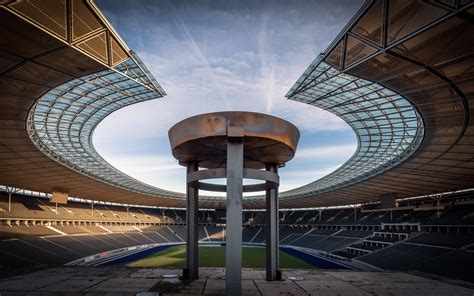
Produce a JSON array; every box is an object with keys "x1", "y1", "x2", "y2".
[
  {"x1": 225, "y1": 137, "x2": 243, "y2": 296},
  {"x1": 5, "y1": 186, "x2": 16, "y2": 213},
  {"x1": 8, "y1": 192, "x2": 11, "y2": 213},
  {"x1": 265, "y1": 164, "x2": 280, "y2": 281},
  {"x1": 184, "y1": 161, "x2": 199, "y2": 280}
]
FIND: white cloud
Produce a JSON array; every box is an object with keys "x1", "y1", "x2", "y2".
[
  {"x1": 104, "y1": 155, "x2": 181, "y2": 174},
  {"x1": 296, "y1": 144, "x2": 357, "y2": 159}
]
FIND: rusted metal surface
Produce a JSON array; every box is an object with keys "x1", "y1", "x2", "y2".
[{"x1": 168, "y1": 112, "x2": 300, "y2": 169}]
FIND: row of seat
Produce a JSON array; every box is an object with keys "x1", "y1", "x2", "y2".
[{"x1": 2, "y1": 193, "x2": 474, "y2": 226}]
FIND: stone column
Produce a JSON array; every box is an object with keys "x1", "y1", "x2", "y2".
[
  {"x1": 265, "y1": 164, "x2": 280, "y2": 281},
  {"x1": 225, "y1": 127, "x2": 244, "y2": 295},
  {"x1": 184, "y1": 161, "x2": 199, "y2": 279}
]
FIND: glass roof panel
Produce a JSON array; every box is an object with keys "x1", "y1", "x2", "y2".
[
  {"x1": 283, "y1": 55, "x2": 424, "y2": 199},
  {"x1": 27, "y1": 54, "x2": 182, "y2": 200}
]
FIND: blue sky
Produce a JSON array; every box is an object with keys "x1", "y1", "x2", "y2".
[{"x1": 93, "y1": 0, "x2": 363, "y2": 196}]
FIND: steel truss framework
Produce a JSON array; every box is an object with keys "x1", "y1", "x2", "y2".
[{"x1": 1, "y1": 0, "x2": 473, "y2": 209}]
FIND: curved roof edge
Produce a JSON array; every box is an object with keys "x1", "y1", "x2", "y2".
[
  {"x1": 27, "y1": 52, "x2": 183, "y2": 200},
  {"x1": 281, "y1": 55, "x2": 424, "y2": 200},
  {"x1": 27, "y1": 50, "x2": 424, "y2": 206}
]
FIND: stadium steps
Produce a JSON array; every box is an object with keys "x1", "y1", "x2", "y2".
[
  {"x1": 326, "y1": 210, "x2": 345, "y2": 223},
  {"x1": 67, "y1": 236, "x2": 103, "y2": 253},
  {"x1": 18, "y1": 238, "x2": 69, "y2": 263},
  {"x1": 81, "y1": 234, "x2": 120, "y2": 250},
  {"x1": 206, "y1": 226, "x2": 225, "y2": 241},
  {"x1": 462, "y1": 242, "x2": 474, "y2": 250},
  {"x1": 249, "y1": 227, "x2": 263, "y2": 243},
  {"x1": 44, "y1": 236, "x2": 97, "y2": 257},
  {"x1": 0, "y1": 247, "x2": 41, "y2": 270},
  {"x1": 167, "y1": 226, "x2": 185, "y2": 242},
  {"x1": 136, "y1": 232, "x2": 156, "y2": 244},
  {"x1": 36, "y1": 198, "x2": 62, "y2": 216},
  {"x1": 279, "y1": 232, "x2": 296, "y2": 244},
  {"x1": 98, "y1": 225, "x2": 113, "y2": 233},
  {"x1": 355, "y1": 231, "x2": 423, "y2": 261},
  {"x1": 305, "y1": 212, "x2": 320, "y2": 225},
  {"x1": 345, "y1": 231, "x2": 419, "y2": 259},
  {"x1": 311, "y1": 237, "x2": 358, "y2": 252},
  {"x1": 303, "y1": 228, "x2": 344, "y2": 247},
  {"x1": 149, "y1": 227, "x2": 180, "y2": 242},
  {"x1": 132, "y1": 225, "x2": 143, "y2": 232},
  {"x1": 406, "y1": 232, "x2": 474, "y2": 249},
  {"x1": 0, "y1": 239, "x2": 63, "y2": 265},
  {"x1": 294, "y1": 211, "x2": 308, "y2": 224},
  {"x1": 121, "y1": 233, "x2": 147, "y2": 245},
  {"x1": 45, "y1": 225, "x2": 67, "y2": 235},
  {"x1": 285, "y1": 228, "x2": 315, "y2": 245},
  {"x1": 407, "y1": 249, "x2": 474, "y2": 283},
  {"x1": 151, "y1": 230, "x2": 172, "y2": 242},
  {"x1": 332, "y1": 233, "x2": 374, "y2": 254},
  {"x1": 202, "y1": 226, "x2": 211, "y2": 242},
  {"x1": 198, "y1": 226, "x2": 209, "y2": 242},
  {"x1": 39, "y1": 236, "x2": 84, "y2": 257},
  {"x1": 140, "y1": 231, "x2": 168, "y2": 243},
  {"x1": 103, "y1": 234, "x2": 130, "y2": 248}
]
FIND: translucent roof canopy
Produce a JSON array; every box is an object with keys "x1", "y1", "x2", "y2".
[
  {"x1": 28, "y1": 53, "x2": 182, "y2": 199},
  {"x1": 281, "y1": 56, "x2": 424, "y2": 199},
  {"x1": 27, "y1": 52, "x2": 424, "y2": 205}
]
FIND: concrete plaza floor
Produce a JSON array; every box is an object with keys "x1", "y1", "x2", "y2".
[{"x1": 0, "y1": 267, "x2": 472, "y2": 295}]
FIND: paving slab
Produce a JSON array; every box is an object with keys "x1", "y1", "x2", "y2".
[
  {"x1": 284, "y1": 270, "x2": 339, "y2": 281},
  {"x1": 199, "y1": 268, "x2": 225, "y2": 279},
  {"x1": 0, "y1": 274, "x2": 72, "y2": 291},
  {"x1": 130, "y1": 268, "x2": 182, "y2": 278},
  {"x1": 294, "y1": 279, "x2": 372, "y2": 296},
  {"x1": 254, "y1": 279, "x2": 309, "y2": 296},
  {"x1": 204, "y1": 279, "x2": 225, "y2": 290},
  {"x1": 242, "y1": 269, "x2": 266, "y2": 280},
  {"x1": 84, "y1": 277, "x2": 158, "y2": 293},
  {"x1": 0, "y1": 267, "x2": 472, "y2": 295},
  {"x1": 38, "y1": 276, "x2": 108, "y2": 291},
  {"x1": 241, "y1": 279, "x2": 258, "y2": 291},
  {"x1": 354, "y1": 281, "x2": 474, "y2": 296}
]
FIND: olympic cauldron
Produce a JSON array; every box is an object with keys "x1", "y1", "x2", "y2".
[{"x1": 168, "y1": 112, "x2": 299, "y2": 295}]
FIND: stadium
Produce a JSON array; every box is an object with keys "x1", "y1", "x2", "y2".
[{"x1": 0, "y1": 0, "x2": 473, "y2": 295}]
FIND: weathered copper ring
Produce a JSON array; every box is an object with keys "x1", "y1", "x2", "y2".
[{"x1": 187, "y1": 168, "x2": 279, "y2": 192}]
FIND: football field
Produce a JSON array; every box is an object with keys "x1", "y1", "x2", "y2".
[{"x1": 127, "y1": 245, "x2": 317, "y2": 269}]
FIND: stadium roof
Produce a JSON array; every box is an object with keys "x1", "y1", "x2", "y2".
[
  {"x1": 0, "y1": 0, "x2": 473, "y2": 209},
  {"x1": 0, "y1": 0, "x2": 182, "y2": 207},
  {"x1": 282, "y1": 56, "x2": 424, "y2": 199},
  {"x1": 280, "y1": 0, "x2": 474, "y2": 208}
]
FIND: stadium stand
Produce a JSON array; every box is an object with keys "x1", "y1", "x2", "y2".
[{"x1": 1, "y1": 190, "x2": 473, "y2": 282}]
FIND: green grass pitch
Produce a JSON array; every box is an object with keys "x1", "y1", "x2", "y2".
[{"x1": 127, "y1": 245, "x2": 317, "y2": 269}]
